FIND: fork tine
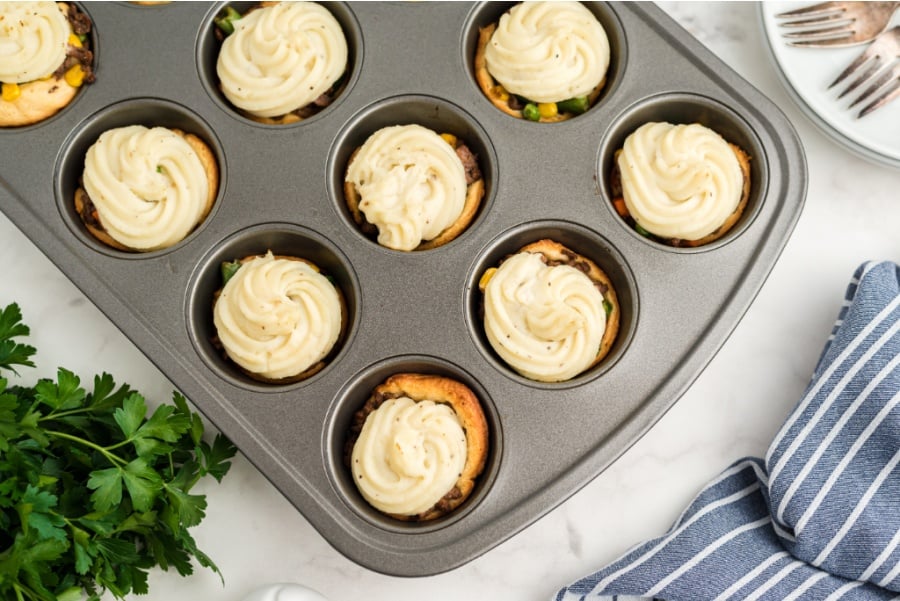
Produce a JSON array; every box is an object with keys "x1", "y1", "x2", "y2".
[
  {"x1": 778, "y1": 12, "x2": 847, "y2": 28},
  {"x1": 775, "y1": 1, "x2": 842, "y2": 18},
  {"x1": 858, "y1": 78, "x2": 900, "y2": 117},
  {"x1": 847, "y1": 68, "x2": 897, "y2": 108},
  {"x1": 788, "y1": 32, "x2": 858, "y2": 48},
  {"x1": 836, "y1": 61, "x2": 883, "y2": 97},
  {"x1": 829, "y1": 44, "x2": 880, "y2": 88},
  {"x1": 778, "y1": 13, "x2": 849, "y2": 30},
  {"x1": 782, "y1": 22, "x2": 854, "y2": 38}
]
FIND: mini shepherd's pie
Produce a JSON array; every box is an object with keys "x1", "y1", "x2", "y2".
[
  {"x1": 475, "y1": 1, "x2": 609, "y2": 122},
  {"x1": 0, "y1": 1, "x2": 95, "y2": 127},
  {"x1": 610, "y1": 122, "x2": 751, "y2": 247},
  {"x1": 74, "y1": 125, "x2": 218, "y2": 252},
  {"x1": 213, "y1": 252, "x2": 345, "y2": 383},
  {"x1": 346, "y1": 373, "x2": 489, "y2": 521},
  {"x1": 215, "y1": 1, "x2": 348, "y2": 124},
  {"x1": 480, "y1": 239, "x2": 619, "y2": 382},
  {"x1": 344, "y1": 124, "x2": 484, "y2": 251}
]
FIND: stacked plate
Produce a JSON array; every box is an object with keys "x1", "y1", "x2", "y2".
[{"x1": 759, "y1": 2, "x2": 900, "y2": 170}]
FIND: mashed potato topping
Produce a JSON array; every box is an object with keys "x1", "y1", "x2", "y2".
[
  {"x1": 484, "y1": 1, "x2": 609, "y2": 104},
  {"x1": 217, "y1": 1, "x2": 347, "y2": 118},
  {"x1": 618, "y1": 122, "x2": 744, "y2": 241}
]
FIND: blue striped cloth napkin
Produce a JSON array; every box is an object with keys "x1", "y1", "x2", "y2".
[{"x1": 554, "y1": 260, "x2": 900, "y2": 601}]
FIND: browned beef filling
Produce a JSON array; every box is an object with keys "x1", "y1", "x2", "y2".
[
  {"x1": 540, "y1": 250, "x2": 610, "y2": 296},
  {"x1": 53, "y1": 5, "x2": 95, "y2": 84},
  {"x1": 75, "y1": 184, "x2": 102, "y2": 229},
  {"x1": 455, "y1": 144, "x2": 481, "y2": 185}
]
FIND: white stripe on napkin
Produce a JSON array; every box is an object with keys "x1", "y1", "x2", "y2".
[
  {"x1": 863, "y1": 526, "x2": 900, "y2": 583},
  {"x1": 796, "y1": 386, "x2": 900, "y2": 535},
  {"x1": 784, "y1": 572, "x2": 830, "y2": 601},
  {"x1": 742, "y1": 560, "x2": 804, "y2": 601},
  {"x1": 766, "y1": 294, "x2": 900, "y2": 479},
  {"x1": 821, "y1": 579, "x2": 864, "y2": 601},
  {"x1": 813, "y1": 447, "x2": 900, "y2": 566},
  {"x1": 712, "y1": 551, "x2": 792, "y2": 601},
  {"x1": 643, "y1": 517, "x2": 771, "y2": 597},
  {"x1": 771, "y1": 307, "x2": 900, "y2": 524},
  {"x1": 589, "y1": 462, "x2": 761, "y2": 594}
]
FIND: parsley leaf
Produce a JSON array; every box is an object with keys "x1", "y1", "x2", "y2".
[
  {"x1": 0, "y1": 303, "x2": 237, "y2": 600},
  {"x1": 0, "y1": 303, "x2": 36, "y2": 375}
]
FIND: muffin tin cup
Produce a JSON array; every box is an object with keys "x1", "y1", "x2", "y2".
[
  {"x1": 185, "y1": 223, "x2": 360, "y2": 392},
  {"x1": 465, "y1": 219, "x2": 637, "y2": 388},
  {"x1": 0, "y1": 2, "x2": 807, "y2": 577},
  {"x1": 462, "y1": 1, "x2": 628, "y2": 120},
  {"x1": 598, "y1": 92, "x2": 769, "y2": 252},
  {"x1": 327, "y1": 94, "x2": 497, "y2": 250},
  {"x1": 324, "y1": 354, "x2": 502, "y2": 534},
  {"x1": 2, "y1": 1, "x2": 100, "y2": 132},
  {"x1": 54, "y1": 97, "x2": 227, "y2": 258},
  {"x1": 196, "y1": 1, "x2": 364, "y2": 128}
]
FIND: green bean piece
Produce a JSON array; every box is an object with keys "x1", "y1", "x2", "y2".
[
  {"x1": 221, "y1": 260, "x2": 242, "y2": 284},
  {"x1": 634, "y1": 223, "x2": 652, "y2": 238},
  {"x1": 556, "y1": 96, "x2": 590, "y2": 115},
  {"x1": 602, "y1": 299, "x2": 613, "y2": 317},
  {"x1": 522, "y1": 103, "x2": 541, "y2": 121},
  {"x1": 214, "y1": 6, "x2": 242, "y2": 36}
]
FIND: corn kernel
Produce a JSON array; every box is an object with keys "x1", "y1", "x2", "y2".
[
  {"x1": 440, "y1": 133, "x2": 457, "y2": 147},
  {"x1": 64, "y1": 64, "x2": 85, "y2": 87},
  {"x1": 537, "y1": 102, "x2": 558, "y2": 119},
  {"x1": 1, "y1": 82, "x2": 21, "y2": 102},
  {"x1": 68, "y1": 33, "x2": 82, "y2": 48},
  {"x1": 492, "y1": 85, "x2": 510, "y2": 102},
  {"x1": 479, "y1": 267, "x2": 497, "y2": 290}
]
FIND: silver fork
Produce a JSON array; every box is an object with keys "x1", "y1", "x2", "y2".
[
  {"x1": 776, "y1": 1, "x2": 900, "y2": 48},
  {"x1": 829, "y1": 26, "x2": 900, "y2": 117}
]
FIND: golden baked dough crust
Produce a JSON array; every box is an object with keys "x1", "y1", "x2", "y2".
[
  {"x1": 346, "y1": 373, "x2": 490, "y2": 521},
  {"x1": 74, "y1": 129, "x2": 219, "y2": 252},
  {"x1": 343, "y1": 137, "x2": 485, "y2": 251},
  {"x1": 212, "y1": 253, "x2": 348, "y2": 385},
  {"x1": 0, "y1": 3, "x2": 92, "y2": 128},
  {"x1": 610, "y1": 141, "x2": 752, "y2": 248},
  {"x1": 0, "y1": 76, "x2": 78, "y2": 128},
  {"x1": 474, "y1": 23, "x2": 604, "y2": 123}
]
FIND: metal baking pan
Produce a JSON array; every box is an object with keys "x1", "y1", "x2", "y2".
[{"x1": 0, "y1": 1, "x2": 806, "y2": 577}]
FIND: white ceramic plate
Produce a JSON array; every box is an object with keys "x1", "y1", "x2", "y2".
[{"x1": 759, "y1": 2, "x2": 900, "y2": 169}]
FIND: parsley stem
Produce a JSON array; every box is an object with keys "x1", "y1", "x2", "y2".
[
  {"x1": 12, "y1": 582, "x2": 28, "y2": 601},
  {"x1": 38, "y1": 406, "x2": 95, "y2": 420},
  {"x1": 45, "y1": 430, "x2": 126, "y2": 466}
]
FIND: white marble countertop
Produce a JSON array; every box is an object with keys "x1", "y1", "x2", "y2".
[{"x1": 2, "y1": 2, "x2": 899, "y2": 600}]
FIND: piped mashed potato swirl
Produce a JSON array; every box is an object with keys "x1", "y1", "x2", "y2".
[
  {"x1": 351, "y1": 397, "x2": 468, "y2": 516},
  {"x1": 216, "y1": 1, "x2": 347, "y2": 118},
  {"x1": 345, "y1": 124, "x2": 467, "y2": 251},
  {"x1": 484, "y1": 251, "x2": 606, "y2": 382},
  {"x1": 618, "y1": 122, "x2": 744, "y2": 241},
  {"x1": 213, "y1": 252, "x2": 343, "y2": 381},
  {"x1": 484, "y1": 1, "x2": 609, "y2": 104},
  {"x1": 82, "y1": 125, "x2": 211, "y2": 251},
  {"x1": 0, "y1": 2, "x2": 69, "y2": 83}
]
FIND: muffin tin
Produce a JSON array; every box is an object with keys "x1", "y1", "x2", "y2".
[{"x1": 0, "y1": 2, "x2": 807, "y2": 576}]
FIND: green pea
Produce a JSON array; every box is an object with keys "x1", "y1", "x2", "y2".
[{"x1": 522, "y1": 103, "x2": 541, "y2": 121}]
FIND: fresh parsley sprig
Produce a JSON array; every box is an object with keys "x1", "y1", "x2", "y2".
[{"x1": 0, "y1": 303, "x2": 237, "y2": 601}]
